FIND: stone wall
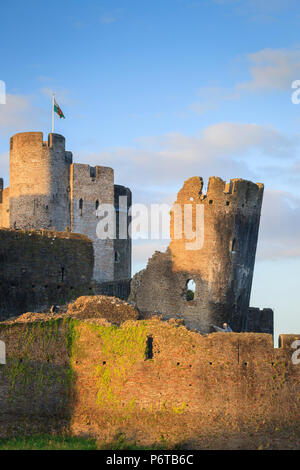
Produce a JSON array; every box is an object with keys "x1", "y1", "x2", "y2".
[
  {"x1": 247, "y1": 308, "x2": 274, "y2": 335},
  {"x1": 96, "y1": 279, "x2": 131, "y2": 300},
  {"x1": 0, "y1": 132, "x2": 132, "y2": 285},
  {"x1": 0, "y1": 229, "x2": 94, "y2": 320},
  {"x1": 130, "y1": 176, "x2": 267, "y2": 334},
  {"x1": 0, "y1": 315, "x2": 299, "y2": 447}
]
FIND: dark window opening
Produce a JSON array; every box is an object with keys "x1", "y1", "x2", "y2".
[
  {"x1": 79, "y1": 198, "x2": 83, "y2": 212},
  {"x1": 186, "y1": 279, "x2": 196, "y2": 301},
  {"x1": 226, "y1": 201, "x2": 230, "y2": 206},
  {"x1": 231, "y1": 238, "x2": 237, "y2": 253},
  {"x1": 95, "y1": 200, "x2": 99, "y2": 211},
  {"x1": 145, "y1": 336, "x2": 153, "y2": 360},
  {"x1": 90, "y1": 167, "x2": 96, "y2": 178},
  {"x1": 209, "y1": 200, "x2": 213, "y2": 205},
  {"x1": 115, "y1": 251, "x2": 120, "y2": 263},
  {"x1": 61, "y1": 267, "x2": 65, "y2": 282}
]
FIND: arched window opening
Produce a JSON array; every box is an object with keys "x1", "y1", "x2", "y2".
[
  {"x1": 95, "y1": 200, "x2": 99, "y2": 210},
  {"x1": 186, "y1": 279, "x2": 196, "y2": 301}
]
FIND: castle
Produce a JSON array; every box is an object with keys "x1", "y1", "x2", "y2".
[
  {"x1": 0, "y1": 132, "x2": 299, "y2": 449},
  {"x1": 0, "y1": 132, "x2": 131, "y2": 284},
  {"x1": 0, "y1": 131, "x2": 273, "y2": 335}
]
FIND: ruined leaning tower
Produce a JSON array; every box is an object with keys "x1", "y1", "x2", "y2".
[
  {"x1": 0, "y1": 132, "x2": 131, "y2": 284},
  {"x1": 130, "y1": 176, "x2": 272, "y2": 334}
]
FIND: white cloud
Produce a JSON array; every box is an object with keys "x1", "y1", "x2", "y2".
[
  {"x1": 0, "y1": 94, "x2": 43, "y2": 136},
  {"x1": 190, "y1": 86, "x2": 240, "y2": 115},
  {"x1": 190, "y1": 47, "x2": 300, "y2": 116},
  {"x1": 237, "y1": 48, "x2": 300, "y2": 92},
  {"x1": 84, "y1": 122, "x2": 297, "y2": 194},
  {"x1": 79, "y1": 122, "x2": 300, "y2": 268},
  {"x1": 257, "y1": 190, "x2": 300, "y2": 260}
]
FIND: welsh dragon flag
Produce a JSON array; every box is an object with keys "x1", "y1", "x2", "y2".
[{"x1": 54, "y1": 99, "x2": 65, "y2": 119}]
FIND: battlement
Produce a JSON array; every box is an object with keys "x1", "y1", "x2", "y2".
[
  {"x1": 10, "y1": 132, "x2": 68, "y2": 151},
  {"x1": 176, "y1": 176, "x2": 264, "y2": 212},
  {"x1": 71, "y1": 163, "x2": 114, "y2": 181}
]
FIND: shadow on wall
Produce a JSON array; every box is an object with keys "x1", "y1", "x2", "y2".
[{"x1": 0, "y1": 229, "x2": 94, "y2": 321}]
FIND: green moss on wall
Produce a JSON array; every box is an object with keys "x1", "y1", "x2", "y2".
[
  {"x1": 0, "y1": 318, "x2": 77, "y2": 412},
  {"x1": 70, "y1": 322, "x2": 147, "y2": 409}
]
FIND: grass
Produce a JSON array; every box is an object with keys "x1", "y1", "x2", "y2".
[
  {"x1": 0, "y1": 435, "x2": 98, "y2": 450},
  {"x1": 0, "y1": 433, "x2": 176, "y2": 451}
]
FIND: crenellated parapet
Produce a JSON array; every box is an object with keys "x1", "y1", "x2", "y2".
[{"x1": 175, "y1": 176, "x2": 264, "y2": 211}]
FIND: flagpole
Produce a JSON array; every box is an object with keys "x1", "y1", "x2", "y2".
[{"x1": 52, "y1": 94, "x2": 55, "y2": 134}]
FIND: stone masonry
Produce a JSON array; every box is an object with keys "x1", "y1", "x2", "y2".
[
  {"x1": 130, "y1": 176, "x2": 273, "y2": 335},
  {"x1": 0, "y1": 132, "x2": 132, "y2": 283}
]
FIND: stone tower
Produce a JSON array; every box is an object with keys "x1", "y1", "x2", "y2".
[
  {"x1": 0, "y1": 132, "x2": 131, "y2": 285},
  {"x1": 130, "y1": 176, "x2": 266, "y2": 334},
  {"x1": 9, "y1": 132, "x2": 72, "y2": 231},
  {"x1": 70, "y1": 163, "x2": 115, "y2": 283}
]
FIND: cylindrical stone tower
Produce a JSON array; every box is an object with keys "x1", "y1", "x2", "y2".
[{"x1": 9, "y1": 132, "x2": 72, "y2": 231}]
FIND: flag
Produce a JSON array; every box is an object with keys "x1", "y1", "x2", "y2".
[{"x1": 54, "y1": 99, "x2": 65, "y2": 119}]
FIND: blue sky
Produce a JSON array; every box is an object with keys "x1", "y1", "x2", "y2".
[{"x1": 0, "y1": 0, "x2": 300, "y2": 341}]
